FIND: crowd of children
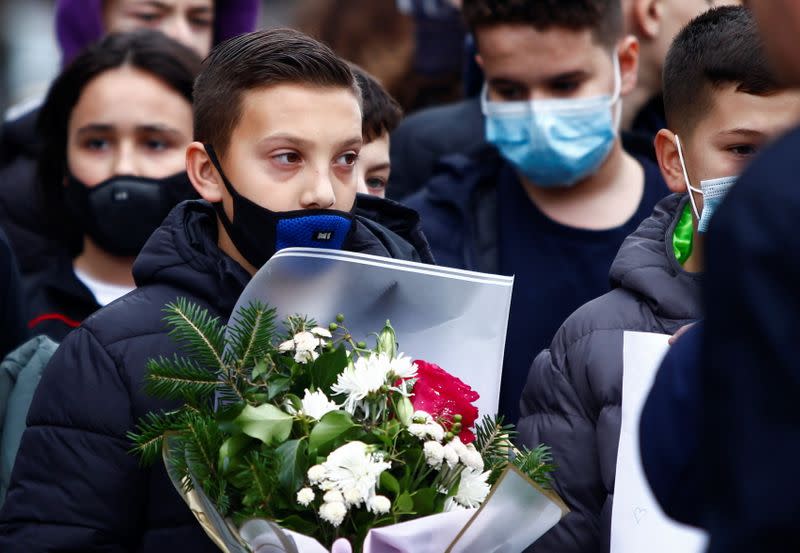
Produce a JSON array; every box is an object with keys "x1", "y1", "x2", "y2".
[{"x1": 0, "y1": 1, "x2": 797, "y2": 552}]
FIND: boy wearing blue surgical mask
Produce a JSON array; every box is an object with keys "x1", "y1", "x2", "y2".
[
  {"x1": 517, "y1": 7, "x2": 800, "y2": 552},
  {"x1": 406, "y1": 0, "x2": 669, "y2": 424}
]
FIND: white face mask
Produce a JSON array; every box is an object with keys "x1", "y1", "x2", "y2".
[{"x1": 674, "y1": 135, "x2": 737, "y2": 233}]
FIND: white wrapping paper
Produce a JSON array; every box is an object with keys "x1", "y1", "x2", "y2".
[
  {"x1": 230, "y1": 248, "x2": 515, "y2": 417},
  {"x1": 610, "y1": 332, "x2": 708, "y2": 553}
]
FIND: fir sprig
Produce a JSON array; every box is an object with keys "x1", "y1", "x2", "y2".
[
  {"x1": 144, "y1": 355, "x2": 219, "y2": 404},
  {"x1": 226, "y1": 302, "x2": 277, "y2": 370},
  {"x1": 164, "y1": 298, "x2": 226, "y2": 372}
]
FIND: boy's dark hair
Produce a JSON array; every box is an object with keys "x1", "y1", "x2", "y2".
[
  {"x1": 664, "y1": 6, "x2": 780, "y2": 136},
  {"x1": 462, "y1": 0, "x2": 623, "y2": 48},
  {"x1": 349, "y1": 64, "x2": 403, "y2": 143},
  {"x1": 194, "y1": 28, "x2": 361, "y2": 155},
  {"x1": 37, "y1": 30, "x2": 202, "y2": 253}
]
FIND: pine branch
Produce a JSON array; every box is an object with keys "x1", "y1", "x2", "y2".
[
  {"x1": 227, "y1": 302, "x2": 277, "y2": 369},
  {"x1": 164, "y1": 298, "x2": 226, "y2": 372},
  {"x1": 512, "y1": 445, "x2": 556, "y2": 489},
  {"x1": 474, "y1": 415, "x2": 516, "y2": 460},
  {"x1": 128, "y1": 410, "x2": 189, "y2": 466},
  {"x1": 145, "y1": 355, "x2": 219, "y2": 404}
]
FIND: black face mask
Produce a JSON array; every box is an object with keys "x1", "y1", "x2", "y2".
[
  {"x1": 64, "y1": 171, "x2": 197, "y2": 257},
  {"x1": 204, "y1": 144, "x2": 355, "y2": 270}
]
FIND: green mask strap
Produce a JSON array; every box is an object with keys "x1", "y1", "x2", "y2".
[{"x1": 673, "y1": 202, "x2": 694, "y2": 266}]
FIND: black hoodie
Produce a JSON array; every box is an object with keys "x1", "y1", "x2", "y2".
[{"x1": 0, "y1": 199, "x2": 432, "y2": 552}]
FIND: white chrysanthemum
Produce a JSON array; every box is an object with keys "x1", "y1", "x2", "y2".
[
  {"x1": 330, "y1": 354, "x2": 391, "y2": 414},
  {"x1": 461, "y1": 444, "x2": 484, "y2": 471},
  {"x1": 449, "y1": 436, "x2": 467, "y2": 457},
  {"x1": 368, "y1": 495, "x2": 392, "y2": 514},
  {"x1": 278, "y1": 339, "x2": 295, "y2": 352},
  {"x1": 443, "y1": 442, "x2": 460, "y2": 469},
  {"x1": 323, "y1": 490, "x2": 344, "y2": 504},
  {"x1": 423, "y1": 441, "x2": 445, "y2": 469},
  {"x1": 452, "y1": 469, "x2": 491, "y2": 509},
  {"x1": 320, "y1": 441, "x2": 391, "y2": 502},
  {"x1": 299, "y1": 389, "x2": 339, "y2": 420},
  {"x1": 294, "y1": 349, "x2": 320, "y2": 365},
  {"x1": 411, "y1": 411, "x2": 433, "y2": 424},
  {"x1": 319, "y1": 501, "x2": 347, "y2": 527},
  {"x1": 297, "y1": 487, "x2": 315, "y2": 506},
  {"x1": 311, "y1": 326, "x2": 333, "y2": 338},
  {"x1": 408, "y1": 420, "x2": 445, "y2": 442},
  {"x1": 294, "y1": 331, "x2": 320, "y2": 352},
  {"x1": 444, "y1": 497, "x2": 466, "y2": 512},
  {"x1": 389, "y1": 354, "x2": 418, "y2": 380},
  {"x1": 343, "y1": 487, "x2": 364, "y2": 507},
  {"x1": 308, "y1": 464, "x2": 326, "y2": 484}
]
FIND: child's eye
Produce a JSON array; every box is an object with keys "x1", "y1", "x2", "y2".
[
  {"x1": 189, "y1": 16, "x2": 213, "y2": 28},
  {"x1": 133, "y1": 12, "x2": 161, "y2": 24},
  {"x1": 273, "y1": 152, "x2": 302, "y2": 165},
  {"x1": 144, "y1": 139, "x2": 170, "y2": 152},
  {"x1": 366, "y1": 177, "x2": 387, "y2": 190},
  {"x1": 548, "y1": 79, "x2": 581, "y2": 95},
  {"x1": 492, "y1": 85, "x2": 527, "y2": 102},
  {"x1": 84, "y1": 138, "x2": 110, "y2": 151},
  {"x1": 336, "y1": 152, "x2": 359, "y2": 167},
  {"x1": 728, "y1": 144, "x2": 757, "y2": 157}
]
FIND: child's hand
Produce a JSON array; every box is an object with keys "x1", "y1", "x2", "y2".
[{"x1": 669, "y1": 322, "x2": 697, "y2": 345}]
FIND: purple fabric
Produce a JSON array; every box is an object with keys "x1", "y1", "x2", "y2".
[{"x1": 55, "y1": 0, "x2": 260, "y2": 65}]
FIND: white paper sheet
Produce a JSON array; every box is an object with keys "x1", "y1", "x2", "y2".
[
  {"x1": 610, "y1": 332, "x2": 708, "y2": 553},
  {"x1": 230, "y1": 248, "x2": 515, "y2": 418}
]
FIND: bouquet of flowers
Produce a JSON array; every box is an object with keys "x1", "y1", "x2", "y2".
[{"x1": 130, "y1": 299, "x2": 564, "y2": 552}]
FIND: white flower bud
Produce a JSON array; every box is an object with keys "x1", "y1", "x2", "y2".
[
  {"x1": 311, "y1": 326, "x2": 333, "y2": 338},
  {"x1": 462, "y1": 448, "x2": 484, "y2": 471},
  {"x1": 319, "y1": 501, "x2": 347, "y2": 527},
  {"x1": 423, "y1": 441, "x2": 445, "y2": 469},
  {"x1": 296, "y1": 487, "x2": 315, "y2": 506},
  {"x1": 343, "y1": 487, "x2": 364, "y2": 507},
  {"x1": 426, "y1": 423, "x2": 445, "y2": 442},
  {"x1": 278, "y1": 339, "x2": 295, "y2": 352},
  {"x1": 308, "y1": 464, "x2": 326, "y2": 484},
  {"x1": 323, "y1": 490, "x2": 345, "y2": 504},
  {"x1": 450, "y1": 436, "x2": 467, "y2": 457},
  {"x1": 443, "y1": 443, "x2": 460, "y2": 469},
  {"x1": 368, "y1": 495, "x2": 392, "y2": 514}
]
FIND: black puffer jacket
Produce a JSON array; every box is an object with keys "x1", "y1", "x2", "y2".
[
  {"x1": 0, "y1": 199, "x2": 431, "y2": 552},
  {"x1": 518, "y1": 194, "x2": 702, "y2": 553}
]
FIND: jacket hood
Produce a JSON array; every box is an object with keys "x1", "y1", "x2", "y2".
[
  {"x1": 132, "y1": 200, "x2": 251, "y2": 315},
  {"x1": 354, "y1": 194, "x2": 435, "y2": 264},
  {"x1": 609, "y1": 193, "x2": 702, "y2": 320},
  {"x1": 55, "y1": 0, "x2": 260, "y2": 65}
]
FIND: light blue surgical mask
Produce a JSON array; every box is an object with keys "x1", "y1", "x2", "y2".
[
  {"x1": 481, "y1": 55, "x2": 622, "y2": 188},
  {"x1": 675, "y1": 135, "x2": 737, "y2": 234}
]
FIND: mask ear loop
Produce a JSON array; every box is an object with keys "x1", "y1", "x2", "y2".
[
  {"x1": 610, "y1": 52, "x2": 623, "y2": 130},
  {"x1": 675, "y1": 135, "x2": 703, "y2": 220}
]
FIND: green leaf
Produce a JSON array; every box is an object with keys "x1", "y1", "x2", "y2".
[
  {"x1": 380, "y1": 471, "x2": 400, "y2": 496},
  {"x1": 234, "y1": 404, "x2": 293, "y2": 445},
  {"x1": 412, "y1": 488, "x2": 438, "y2": 516},
  {"x1": 395, "y1": 491, "x2": 414, "y2": 513},
  {"x1": 267, "y1": 375, "x2": 293, "y2": 401},
  {"x1": 218, "y1": 434, "x2": 254, "y2": 474},
  {"x1": 275, "y1": 438, "x2": 308, "y2": 497},
  {"x1": 308, "y1": 346, "x2": 348, "y2": 392},
  {"x1": 308, "y1": 410, "x2": 356, "y2": 455}
]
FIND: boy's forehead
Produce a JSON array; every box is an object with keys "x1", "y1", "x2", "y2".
[
  {"x1": 477, "y1": 23, "x2": 610, "y2": 80},
  {"x1": 695, "y1": 84, "x2": 800, "y2": 140},
  {"x1": 235, "y1": 83, "x2": 362, "y2": 138}
]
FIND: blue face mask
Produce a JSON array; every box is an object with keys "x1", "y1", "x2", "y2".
[
  {"x1": 481, "y1": 55, "x2": 621, "y2": 188},
  {"x1": 675, "y1": 136, "x2": 737, "y2": 234}
]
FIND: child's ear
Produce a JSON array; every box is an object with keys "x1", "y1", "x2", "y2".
[
  {"x1": 617, "y1": 35, "x2": 640, "y2": 96},
  {"x1": 632, "y1": 0, "x2": 664, "y2": 40},
  {"x1": 186, "y1": 142, "x2": 223, "y2": 203},
  {"x1": 655, "y1": 129, "x2": 688, "y2": 194}
]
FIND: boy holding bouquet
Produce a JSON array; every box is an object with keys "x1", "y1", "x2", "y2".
[{"x1": 0, "y1": 29, "x2": 430, "y2": 552}]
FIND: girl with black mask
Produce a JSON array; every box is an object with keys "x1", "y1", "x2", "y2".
[{"x1": 26, "y1": 30, "x2": 201, "y2": 340}]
